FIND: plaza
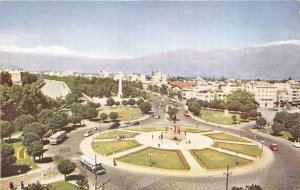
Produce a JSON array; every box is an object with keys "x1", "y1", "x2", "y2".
[{"x1": 80, "y1": 126, "x2": 273, "y2": 177}]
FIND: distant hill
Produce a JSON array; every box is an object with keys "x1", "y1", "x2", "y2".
[{"x1": 1, "y1": 41, "x2": 300, "y2": 80}]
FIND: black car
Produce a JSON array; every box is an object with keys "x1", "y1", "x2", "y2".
[
  {"x1": 110, "y1": 122, "x2": 120, "y2": 129},
  {"x1": 133, "y1": 121, "x2": 140, "y2": 125},
  {"x1": 252, "y1": 125, "x2": 259, "y2": 129}
]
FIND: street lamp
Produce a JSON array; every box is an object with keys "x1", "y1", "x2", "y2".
[
  {"x1": 196, "y1": 121, "x2": 199, "y2": 129},
  {"x1": 261, "y1": 139, "x2": 265, "y2": 151},
  {"x1": 223, "y1": 165, "x2": 232, "y2": 190},
  {"x1": 92, "y1": 137, "x2": 95, "y2": 148},
  {"x1": 235, "y1": 153, "x2": 239, "y2": 166},
  {"x1": 149, "y1": 153, "x2": 152, "y2": 166}
]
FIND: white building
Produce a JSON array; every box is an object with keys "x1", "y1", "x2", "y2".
[
  {"x1": 97, "y1": 71, "x2": 110, "y2": 78},
  {"x1": 4, "y1": 69, "x2": 22, "y2": 85},
  {"x1": 150, "y1": 71, "x2": 167, "y2": 86}
]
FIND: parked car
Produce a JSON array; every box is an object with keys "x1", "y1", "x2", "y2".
[
  {"x1": 110, "y1": 122, "x2": 120, "y2": 129},
  {"x1": 133, "y1": 121, "x2": 140, "y2": 125},
  {"x1": 269, "y1": 144, "x2": 279, "y2": 151},
  {"x1": 252, "y1": 125, "x2": 259, "y2": 129},
  {"x1": 292, "y1": 142, "x2": 300, "y2": 148},
  {"x1": 154, "y1": 115, "x2": 160, "y2": 119},
  {"x1": 84, "y1": 130, "x2": 93, "y2": 137}
]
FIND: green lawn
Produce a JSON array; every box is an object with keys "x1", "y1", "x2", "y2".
[
  {"x1": 259, "y1": 128, "x2": 293, "y2": 140},
  {"x1": 180, "y1": 127, "x2": 213, "y2": 133},
  {"x1": 92, "y1": 140, "x2": 141, "y2": 156},
  {"x1": 118, "y1": 147, "x2": 190, "y2": 170},
  {"x1": 190, "y1": 148, "x2": 252, "y2": 170},
  {"x1": 205, "y1": 133, "x2": 251, "y2": 143},
  {"x1": 95, "y1": 130, "x2": 139, "y2": 140},
  {"x1": 126, "y1": 126, "x2": 168, "y2": 132},
  {"x1": 213, "y1": 142, "x2": 262, "y2": 158},
  {"x1": 198, "y1": 109, "x2": 246, "y2": 125},
  {"x1": 49, "y1": 181, "x2": 78, "y2": 190},
  {"x1": 1, "y1": 140, "x2": 38, "y2": 177},
  {"x1": 95, "y1": 107, "x2": 144, "y2": 123}
]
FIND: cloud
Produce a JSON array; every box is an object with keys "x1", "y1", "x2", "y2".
[
  {"x1": 0, "y1": 34, "x2": 22, "y2": 46},
  {"x1": 0, "y1": 45, "x2": 132, "y2": 59},
  {"x1": 250, "y1": 39, "x2": 300, "y2": 48}
]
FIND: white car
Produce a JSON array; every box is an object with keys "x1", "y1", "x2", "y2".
[
  {"x1": 292, "y1": 142, "x2": 300, "y2": 148},
  {"x1": 84, "y1": 130, "x2": 93, "y2": 137}
]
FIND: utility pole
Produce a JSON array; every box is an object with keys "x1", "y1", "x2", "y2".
[
  {"x1": 223, "y1": 165, "x2": 232, "y2": 190},
  {"x1": 95, "y1": 155, "x2": 97, "y2": 190}
]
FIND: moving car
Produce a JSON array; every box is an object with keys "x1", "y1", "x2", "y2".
[
  {"x1": 133, "y1": 121, "x2": 140, "y2": 125},
  {"x1": 84, "y1": 130, "x2": 93, "y2": 137},
  {"x1": 292, "y1": 142, "x2": 300, "y2": 148},
  {"x1": 269, "y1": 144, "x2": 279, "y2": 151}
]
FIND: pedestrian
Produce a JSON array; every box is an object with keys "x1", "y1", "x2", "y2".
[
  {"x1": 184, "y1": 131, "x2": 186, "y2": 136},
  {"x1": 21, "y1": 181, "x2": 24, "y2": 190},
  {"x1": 9, "y1": 181, "x2": 14, "y2": 190},
  {"x1": 152, "y1": 134, "x2": 154, "y2": 139}
]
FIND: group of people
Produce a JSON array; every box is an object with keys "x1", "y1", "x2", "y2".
[{"x1": 9, "y1": 181, "x2": 24, "y2": 190}]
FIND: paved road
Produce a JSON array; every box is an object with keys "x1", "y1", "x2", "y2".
[{"x1": 2, "y1": 94, "x2": 300, "y2": 190}]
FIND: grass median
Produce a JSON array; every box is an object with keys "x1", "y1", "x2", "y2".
[
  {"x1": 118, "y1": 147, "x2": 190, "y2": 170},
  {"x1": 213, "y1": 142, "x2": 262, "y2": 158},
  {"x1": 205, "y1": 133, "x2": 251, "y2": 143},
  {"x1": 92, "y1": 140, "x2": 142, "y2": 156},
  {"x1": 190, "y1": 148, "x2": 252, "y2": 170},
  {"x1": 95, "y1": 130, "x2": 139, "y2": 140}
]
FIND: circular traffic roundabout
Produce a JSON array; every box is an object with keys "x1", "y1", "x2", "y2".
[{"x1": 80, "y1": 126, "x2": 273, "y2": 177}]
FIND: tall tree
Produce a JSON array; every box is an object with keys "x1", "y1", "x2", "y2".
[
  {"x1": 23, "y1": 122, "x2": 48, "y2": 138},
  {"x1": 256, "y1": 117, "x2": 267, "y2": 128},
  {"x1": 0, "y1": 71, "x2": 13, "y2": 86},
  {"x1": 127, "y1": 98, "x2": 136, "y2": 107},
  {"x1": 69, "y1": 113, "x2": 82, "y2": 125},
  {"x1": 109, "y1": 112, "x2": 118, "y2": 121},
  {"x1": 0, "y1": 120, "x2": 14, "y2": 140},
  {"x1": 100, "y1": 113, "x2": 108, "y2": 122},
  {"x1": 289, "y1": 122, "x2": 300, "y2": 139},
  {"x1": 23, "y1": 132, "x2": 40, "y2": 147},
  {"x1": 13, "y1": 114, "x2": 36, "y2": 131},
  {"x1": 106, "y1": 98, "x2": 115, "y2": 107},
  {"x1": 139, "y1": 101, "x2": 152, "y2": 114},
  {"x1": 271, "y1": 122, "x2": 284, "y2": 135},
  {"x1": 122, "y1": 100, "x2": 128, "y2": 107},
  {"x1": 136, "y1": 98, "x2": 144, "y2": 106},
  {"x1": 27, "y1": 140, "x2": 44, "y2": 161},
  {"x1": 38, "y1": 109, "x2": 69, "y2": 130},
  {"x1": 160, "y1": 84, "x2": 168, "y2": 95},
  {"x1": 57, "y1": 159, "x2": 76, "y2": 181},
  {"x1": 0, "y1": 143, "x2": 16, "y2": 170},
  {"x1": 167, "y1": 107, "x2": 179, "y2": 123},
  {"x1": 21, "y1": 72, "x2": 37, "y2": 85}
]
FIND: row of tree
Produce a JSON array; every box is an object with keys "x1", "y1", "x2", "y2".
[
  {"x1": 271, "y1": 111, "x2": 300, "y2": 139},
  {"x1": 186, "y1": 90, "x2": 259, "y2": 119},
  {"x1": 43, "y1": 75, "x2": 147, "y2": 99}
]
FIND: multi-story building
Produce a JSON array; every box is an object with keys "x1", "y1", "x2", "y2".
[
  {"x1": 288, "y1": 81, "x2": 300, "y2": 105},
  {"x1": 97, "y1": 71, "x2": 110, "y2": 78},
  {"x1": 5, "y1": 69, "x2": 22, "y2": 85},
  {"x1": 150, "y1": 71, "x2": 167, "y2": 86}
]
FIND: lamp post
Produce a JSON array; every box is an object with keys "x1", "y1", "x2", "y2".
[
  {"x1": 235, "y1": 153, "x2": 239, "y2": 166},
  {"x1": 149, "y1": 153, "x2": 152, "y2": 167},
  {"x1": 92, "y1": 137, "x2": 95, "y2": 148},
  {"x1": 196, "y1": 121, "x2": 199, "y2": 129},
  {"x1": 223, "y1": 165, "x2": 232, "y2": 190},
  {"x1": 261, "y1": 139, "x2": 265, "y2": 151}
]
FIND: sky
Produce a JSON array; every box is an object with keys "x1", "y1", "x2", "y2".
[{"x1": 0, "y1": 1, "x2": 300, "y2": 58}]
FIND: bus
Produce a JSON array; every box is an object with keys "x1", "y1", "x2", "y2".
[
  {"x1": 49, "y1": 131, "x2": 67, "y2": 145},
  {"x1": 79, "y1": 155, "x2": 106, "y2": 175}
]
